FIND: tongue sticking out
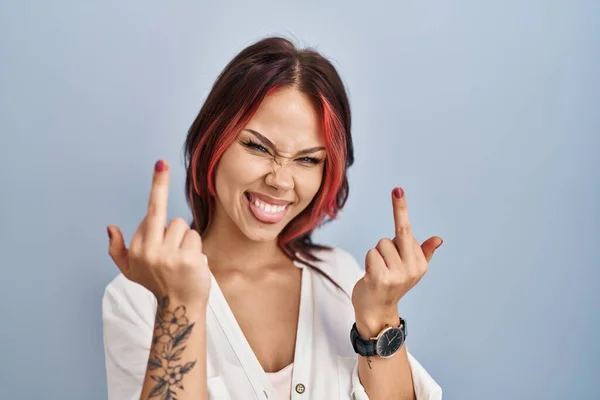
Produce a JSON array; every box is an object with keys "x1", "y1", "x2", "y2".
[{"x1": 245, "y1": 192, "x2": 290, "y2": 224}]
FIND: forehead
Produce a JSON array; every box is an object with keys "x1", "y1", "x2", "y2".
[{"x1": 243, "y1": 87, "x2": 324, "y2": 150}]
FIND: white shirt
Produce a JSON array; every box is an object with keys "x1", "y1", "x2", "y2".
[
  {"x1": 102, "y1": 247, "x2": 443, "y2": 400},
  {"x1": 265, "y1": 363, "x2": 294, "y2": 399}
]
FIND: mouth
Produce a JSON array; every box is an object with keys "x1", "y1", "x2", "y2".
[{"x1": 244, "y1": 191, "x2": 292, "y2": 224}]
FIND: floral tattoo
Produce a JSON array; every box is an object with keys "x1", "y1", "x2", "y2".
[{"x1": 147, "y1": 296, "x2": 196, "y2": 399}]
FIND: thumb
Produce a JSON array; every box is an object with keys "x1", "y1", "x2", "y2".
[
  {"x1": 421, "y1": 236, "x2": 443, "y2": 263},
  {"x1": 107, "y1": 225, "x2": 130, "y2": 276}
]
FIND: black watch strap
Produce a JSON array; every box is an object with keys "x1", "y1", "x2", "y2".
[
  {"x1": 350, "y1": 317, "x2": 407, "y2": 357},
  {"x1": 351, "y1": 326, "x2": 377, "y2": 356}
]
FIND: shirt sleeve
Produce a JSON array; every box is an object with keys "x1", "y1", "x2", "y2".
[
  {"x1": 102, "y1": 275, "x2": 156, "y2": 400},
  {"x1": 349, "y1": 349, "x2": 443, "y2": 400}
]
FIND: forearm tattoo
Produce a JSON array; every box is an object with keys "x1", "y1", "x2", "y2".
[{"x1": 146, "y1": 296, "x2": 196, "y2": 399}]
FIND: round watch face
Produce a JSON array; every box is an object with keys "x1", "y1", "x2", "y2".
[{"x1": 376, "y1": 327, "x2": 404, "y2": 358}]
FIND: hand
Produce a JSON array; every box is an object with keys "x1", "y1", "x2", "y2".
[
  {"x1": 107, "y1": 160, "x2": 211, "y2": 305},
  {"x1": 351, "y1": 187, "x2": 442, "y2": 337}
]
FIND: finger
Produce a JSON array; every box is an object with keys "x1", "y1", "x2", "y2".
[
  {"x1": 107, "y1": 225, "x2": 130, "y2": 276},
  {"x1": 164, "y1": 218, "x2": 190, "y2": 249},
  {"x1": 391, "y1": 187, "x2": 413, "y2": 259},
  {"x1": 180, "y1": 228, "x2": 203, "y2": 253},
  {"x1": 132, "y1": 224, "x2": 166, "y2": 248},
  {"x1": 375, "y1": 238, "x2": 401, "y2": 269},
  {"x1": 365, "y1": 248, "x2": 387, "y2": 283},
  {"x1": 421, "y1": 236, "x2": 443, "y2": 263},
  {"x1": 144, "y1": 160, "x2": 170, "y2": 244}
]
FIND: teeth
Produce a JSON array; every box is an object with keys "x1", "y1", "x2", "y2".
[{"x1": 251, "y1": 196, "x2": 287, "y2": 214}]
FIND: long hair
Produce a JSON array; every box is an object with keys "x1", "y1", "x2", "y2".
[{"x1": 183, "y1": 36, "x2": 354, "y2": 266}]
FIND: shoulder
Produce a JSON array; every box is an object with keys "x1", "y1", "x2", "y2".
[
  {"x1": 102, "y1": 273, "x2": 156, "y2": 329},
  {"x1": 306, "y1": 246, "x2": 364, "y2": 300}
]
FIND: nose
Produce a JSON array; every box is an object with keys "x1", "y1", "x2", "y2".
[{"x1": 264, "y1": 161, "x2": 294, "y2": 192}]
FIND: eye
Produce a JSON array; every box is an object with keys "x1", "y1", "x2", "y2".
[
  {"x1": 296, "y1": 157, "x2": 322, "y2": 165},
  {"x1": 243, "y1": 140, "x2": 269, "y2": 154}
]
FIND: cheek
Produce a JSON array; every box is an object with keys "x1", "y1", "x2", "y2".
[
  {"x1": 296, "y1": 167, "x2": 324, "y2": 203},
  {"x1": 218, "y1": 151, "x2": 268, "y2": 188}
]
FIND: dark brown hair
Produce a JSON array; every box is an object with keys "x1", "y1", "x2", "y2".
[{"x1": 183, "y1": 36, "x2": 354, "y2": 265}]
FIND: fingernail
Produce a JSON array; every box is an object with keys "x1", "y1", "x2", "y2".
[
  {"x1": 393, "y1": 187, "x2": 404, "y2": 199},
  {"x1": 155, "y1": 160, "x2": 166, "y2": 172},
  {"x1": 107, "y1": 227, "x2": 112, "y2": 240}
]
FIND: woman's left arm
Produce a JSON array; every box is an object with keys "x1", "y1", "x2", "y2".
[{"x1": 351, "y1": 188, "x2": 443, "y2": 400}]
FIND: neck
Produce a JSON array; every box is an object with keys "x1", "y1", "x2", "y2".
[{"x1": 201, "y1": 215, "x2": 287, "y2": 274}]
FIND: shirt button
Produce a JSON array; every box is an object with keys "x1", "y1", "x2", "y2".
[{"x1": 295, "y1": 383, "x2": 306, "y2": 394}]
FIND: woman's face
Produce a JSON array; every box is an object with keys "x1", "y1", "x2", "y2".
[{"x1": 213, "y1": 87, "x2": 326, "y2": 242}]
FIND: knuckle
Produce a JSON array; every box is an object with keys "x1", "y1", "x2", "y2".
[
  {"x1": 396, "y1": 224, "x2": 412, "y2": 237},
  {"x1": 128, "y1": 245, "x2": 142, "y2": 261},
  {"x1": 147, "y1": 203, "x2": 159, "y2": 217},
  {"x1": 163, "y1": 251, "x2": 180, "y2": 269},
  {"x1": 179, "y1": 251, "x2": 199, "y2": 267},
  {"x1": 366, "y1": 248, "x2": 379, "y2": 262},
  {"x1": 376, "y1": 238, "x2": 393, "y2": 250},
  {"x1": 394, "y1": 271, "x2": 408, "y2": 284},
  {"x1": 408, "y1": 268, "x2": 424, "y2": 283},
  {"x1": 406, "y1": 270, "x2": 419, "y2": 281},
  {"x1": 107, "y1": 245, "x2": 116, "y2": 257},
  {"x1": 188, "y1": 228, "x2": 201, "y2": 239},
  {"x1": 373, "y1": 273, "x2": 392, "y2": 288},
  {"x1": 142, "y1": 247, "x2": 162, "y2": 266},
  {"x1": 169, "y1": 217, "x2": 189, "y2": 227},
  {"x1": 189, "y1": 230, "x2": 203, "y2": 246}
]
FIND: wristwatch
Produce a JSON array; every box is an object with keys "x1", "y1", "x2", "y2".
[{"x1": 350, "y1": 317, "x2": 407, "y2": 358}]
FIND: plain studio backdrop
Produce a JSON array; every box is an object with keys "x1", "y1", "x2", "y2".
[{"x1": 1, "y1": 1, "x2": 598, "y2": 399}]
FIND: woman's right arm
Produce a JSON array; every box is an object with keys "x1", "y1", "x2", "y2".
[
  {"x1": 105, "y1": 159, "x2": 211, "y2": 400},
  {"x1": 103, "y1": 281, "x2": 208, "y2": 400},
  {"x1": 140, "y1": 297, "x2": 207, "y2": 400}
]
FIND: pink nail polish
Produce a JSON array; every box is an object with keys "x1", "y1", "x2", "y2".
[
  {"x1": 155, "y1": 160, "x2": 165, "y2": 172},
  {"x1": 393, "y1": 187, "x2": 404, "y2": 199}
]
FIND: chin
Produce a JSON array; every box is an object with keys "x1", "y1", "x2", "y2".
[{"x1": 240, "y1": 224, "x2": 284, "y2": 242}]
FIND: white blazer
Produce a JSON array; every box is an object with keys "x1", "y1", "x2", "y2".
[{"x1": 102, "y1": 247, "x2": 443, "y2": 400}]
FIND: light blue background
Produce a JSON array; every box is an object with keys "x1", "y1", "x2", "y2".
[{"x1": 1, "y1": 1, "x2": 598, "y2": 399}]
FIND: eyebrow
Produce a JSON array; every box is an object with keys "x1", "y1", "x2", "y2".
[{"x1": 243, "y1": 129, "x2": 326, "y2": 156}]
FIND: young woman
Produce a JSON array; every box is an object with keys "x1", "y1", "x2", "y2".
[{"x1": 103, "y1": 36, "x2": 443, "y2": 400}]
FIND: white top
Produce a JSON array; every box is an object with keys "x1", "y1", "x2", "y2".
[
  {"x1": 102, "y1": 247, "x2": 443, "y2": 400},
  {"x1": 265, "y1": 363, "x2": 294, "y2": 400}
]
